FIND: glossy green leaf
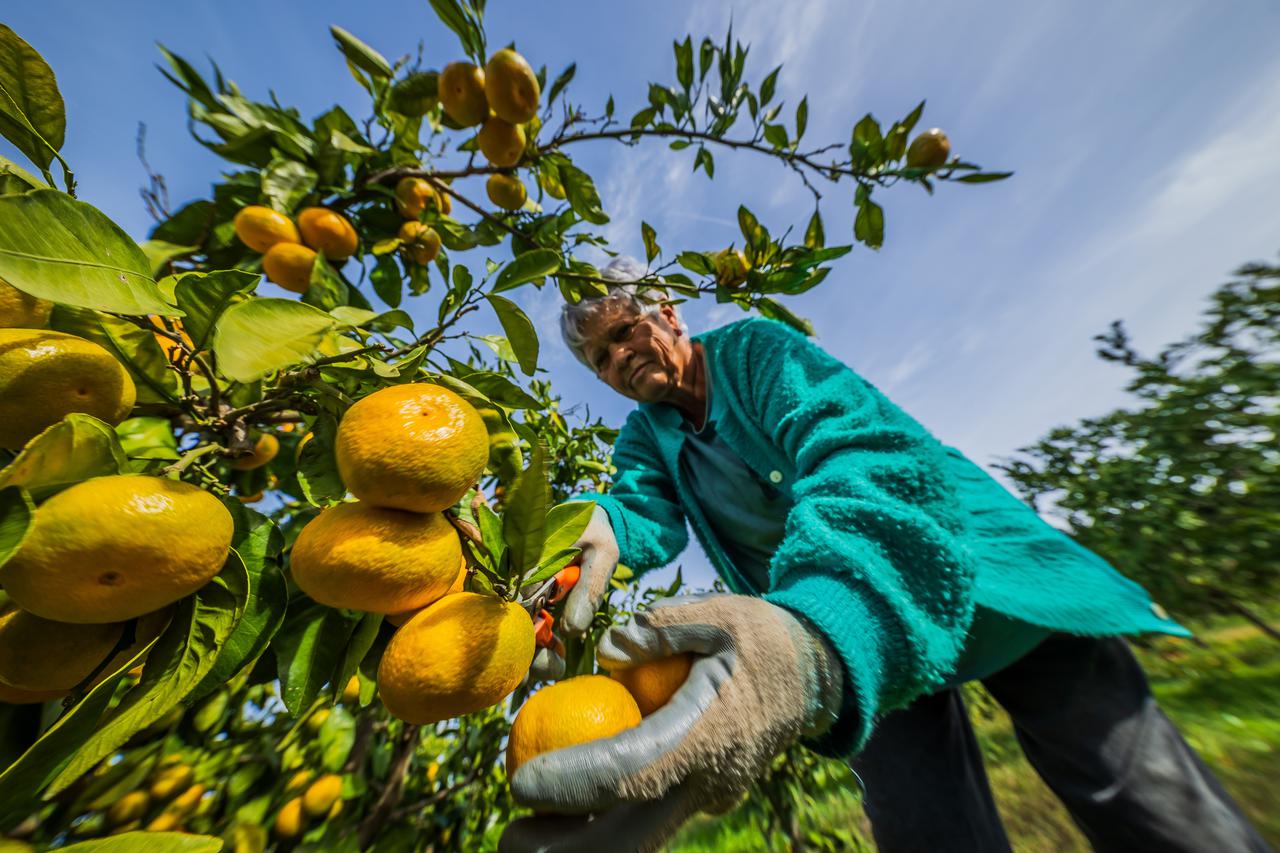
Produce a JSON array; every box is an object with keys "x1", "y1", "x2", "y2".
[
  {"x1": 332, "y1": 613, "x2": 381, "y2": 704},
  {"x1": 487, "y1": 294, "x2": 539, "y2": 376},
  {"x1": 173, "y1": 269, "x2": 258, "y2": 352},
  {"x1": 0, "y1": 414, "x2": 127, "y2": 501},
  {"x1": 329, "y1": 26, "x2": 392, "y2": 78},
  {"x1": 370, "y1": 255, "x2": 402, "y2": 308},
  {"x1": 677, "y1": 251, "x2": 715, "y2": 276},
  {"x1": 755, "y1": 297, "x2": 815, "y2": 336},
  {"x1": 641, "y1": 221, "x2": 660, "y2": 263},
  {"x1": 805, "y1": 210, "x2": 825, "y2": 250},
  {"x1": 61, "y1": 832, "x2": 225, "y2": 852},
  {"x1": 115, "y1": 417, "x2": 180, "y2": 462},
  {"x1": 546, "y1": 63, "x2": 576, "y2": 105},
  {"x1": 503, "y1": 443, "x2": 549, "y2": 580},
  {"x1": 0, "y1": 486, "x2": 33, "y2": 570},
  {"x1": 493, "y1": 248, "x2": 560, "y2": 292},
  {"x1": 674, "y1": 37, "x2": 693, "y2": 90},
  {"x1": 0, "y1": 25, "x2": 65, "y2": 171},
  {"x1": 759, "y1": 66, "x2": 780, "y2": 106},
  {"x1": 261, "y1": 157, "x2": 317, "y2": 212},
  {"x1": 954, "y1": 171, "x2": 1014, "y2": 183},
  {"x1": 854, "y1": 197, "x2": 885, "y2": 249},
  {"x1": 427, "y1": 0, "x2": 487, "y2": 63},
  {"x1": 273, "y1": 601, "x2": 363, "y2": 717},
  {"x1": 0, "y1": 190, "x2": 172, "y2": 315},
  {"x1": 211, "y1": 297, "x2": 341, "y2": 382},
  {"x1": 558, "y1": 161, "x2": 609, "y2": 225},
  {"x1": 296, "y1": 413, "x2": 345, "y2": 507},
  {"x1": 538, "y1": 501, "x2": 595, "y2": 566},
  {"x1": 795, "y1": 97, "x2": 808, "y2": 141},
  {"x1": 303, "y1": 254, "x2": 348, "y2": 312},
  {"x1": 0, "y1": 153, "x2": 49, "y2": 193},
  {"x1": 50, "y1": 305, "x2": 181, "y2": 405},
  {"x1": 140, "y1": 240, "x2": 197, "y2": 277}
]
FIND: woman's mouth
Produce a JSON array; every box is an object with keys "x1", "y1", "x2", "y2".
[{"x1": 629, "y1": 363, "x2": 648, "y2": 385}]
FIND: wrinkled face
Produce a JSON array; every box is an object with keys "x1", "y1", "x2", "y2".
[{"x1": 580, "y1": 301, "x2": 691, "y2": 402}]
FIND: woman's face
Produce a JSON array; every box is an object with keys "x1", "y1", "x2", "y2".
[{"x1": 580, "y1": 301, "x2": 692, "y2": 403}]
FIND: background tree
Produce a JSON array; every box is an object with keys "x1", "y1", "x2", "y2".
[{"x1": 996, "y1": 257, "x2": 1279, "y2": 638}]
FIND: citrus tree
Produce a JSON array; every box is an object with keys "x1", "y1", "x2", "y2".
[{"x1": 0, "y1": 3, "x2": 1006, "y2": 849}]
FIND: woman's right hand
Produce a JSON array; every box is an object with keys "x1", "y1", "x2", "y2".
[{"x1": 529, "y1": 505, "x2": 619, "y2": 680}]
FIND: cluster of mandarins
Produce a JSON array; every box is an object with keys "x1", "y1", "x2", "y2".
[{"x1": 232, "y1": 205, "x2": 359, "y2": 294}]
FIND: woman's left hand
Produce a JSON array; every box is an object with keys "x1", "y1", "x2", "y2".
[{"x1": 500, "y1": 594, "x2": 843, "y2": 853}]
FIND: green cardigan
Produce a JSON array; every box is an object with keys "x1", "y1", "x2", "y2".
[{"x1": 589, "y1": 316, "x2": 1189, "y2": 756}]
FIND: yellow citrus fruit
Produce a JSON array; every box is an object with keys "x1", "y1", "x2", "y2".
[
  {"x1": 146, "y1": 316, "x2": 193, "y2": 364},
  {"x1": 149, "y1": 764, "x2": 193, "y2": 801},
  {"x1": 486, "y1": 174, "x2": 527, "y2": 211},
  {"x1": 298, "y1": 207, "x2": 358, "y2": 261},
  {"x1": 0, "y1": 279, "x2": 53, "y2": 329},
  {"x1": 608, "y1": 653, "x2": 693, "y2": 716},
  {"x1": 0, "y1": 682, "x2": 65, "y2": 704},
  {"x1": 484, "y1": 49, "x2": 541, "y2": 125},
  {"x1": 262, "y1": 242, "x2": 317, "y2": 294},
  {"x1": 394, "y1": 176, "x2": 444, "y2": 220},
  {"x1": 335, "y1": 383, "x2": 489, "y2": 513},
  {"x1": 165, "y1": 783, "x2": 207, "y2": 817},
  {"x1": 302, "y1": 774, "x2": 343, "y2": 819},
  {"x1": 713, "y1": 248, "x2": 751, "y2": 288},
  {"x1": 273, "y1": 797, "x2": 306, "y2": 839},
  {"x1": 378, "y1": 592, "x2": 535, "y2": 725},
  {"x1": 477, "y1": 117, "x2": 526, "y2": 168},
  {"x1": 446, "y1": 561, "x2": 467, "y2": 594},
  {"x1": 390, "y1": 71, "x2": 438, "y2": 117},
  {"x1": 283, "y1": 769, "x2": 312, "y2": 797},
  {"x1": 231, "y1": 432, "x2": 279, "y2": 471},
  {"x1": 398, "y1": 221, "x2": 441, "y2": 265},
  {"x1": 236, "y1": 491, "x2": 263, "y2": 504},
  {"x1": 144, "y1": 812, "x2": 181, "y2": 833},
  {"x1": 0, "y1": 328, "x2": 137, "y2": 450},
  {"x1": 290, "y1": 503, "x2": 462, "y2": 614},
  {"x1": 506, "y1": 675, "x2": 642, "y2": 776},
  {"x1": 439, "y1": 62, "x2": 489, "y2": 127},
  {"x1": 105, "y1": 791, "x2": 150, "y2": 827},
  {"x1": 906, "y1": 128, "x2": 951, "y2": 170},
  {"x1": 427, "y1": 762, "x2": 440, "y2": 784},
  {"x1": 0, "y1": 605, "x2": 121, "y2": 692},
  {"x1": 306, "y1": 707, "x2": 330, "y2": 734},
  {"x1": 0, "y1": 476, "x2": 233, "y2": 624},
  {"x1": 233, "y1": 206, "x2": 300, "y2": 253},
  {"x1": 341, "y1": 675, "x2": 360, "y2": 704}
]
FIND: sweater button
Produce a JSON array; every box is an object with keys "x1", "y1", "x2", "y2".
[
  {"x1": 768, "y1": 470, "x2": 783, "y2": 484},
  {"x1": 1150, "y1": 602, "x2": 1169, "y2": 620}
]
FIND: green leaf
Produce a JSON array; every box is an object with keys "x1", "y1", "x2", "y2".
[
  {"x1": 493, "y1": 248, "x2": 560, "y2": 292},
  {"x1": 370, "y1": 254, "x2": 402, "y2": 308},
  {"x1": 486, "y1": 294, "x2": 539, "y2": 377},
  {"x1": 302, "y1": 255, "x2": 348, "y2": 312},
  {"x1": 140, "y1": 240, "x2": 196, "y2": 277},
  {"x1": 804, "y1": 210, "x2": 825, "y2": 250},
  {"x1": 677, "y1": 251, "x2": 715, "y2": 276},
  {"x1": 0, "y1": 486, "x2": 33, "y2": 570},
  {"x1": 173, "y1": 269, "x2": 258, "y2": 352},
  {"x1": 261, "y1": 157, "x2": 317, "y2": 212},
  {"x1": 675, "y1": 37, "x2": 694, "y2": 90},
  {"x1": 475, "y1": 501, "x2": 505, "y2": 569},
  {"x1": 49, "y1": 306, "x2": 180, "y2": 405},
  {"x1": 0, "y1": 414, "x2": 126, "y2": 501},
  {"x1": 546, "y1": 63, "x2": 577, "y2": 105},
  {"x1": 60, "y1": 833, "x2": 225, "y2": 852},
  {"x1": 332, "y1": 613, "x2": 381, "y2": 703},
  {"x1": 503, "y1": 443, "x2": 549, "y2": 580},
  {"x1": 795, "y1": 97, "x2": 808, "y2": 141},
  {"x1": 641, "y1": 222, "x2": 660, "y2": 263},
  {"x1": 115, "y1": 417, "x2": 180, "y2": 462},
  {"x1": 329, "y1": 26, "x2": 392, "y2": 78},
  {"x1": 854, "y1": 197, "x2": 885, "y2": 250},
  {"x1": 693, "y1": 146, "x2": 714, "y2": 178},
  {"x1": 900, "y1": 99, "x2": 925, "y2": 135},
  {"x1": 317, "y1": 705, "x2": 357, "y2": 773},
  {"x1": 211, "y1": 298, "x2": 341, "y2": 383},
  {"x1": 759, "y1": 66, "x2": 780, "y2": 106},
  {"x1": 755, "y1": 297, "x2": 815, "y2": 336},
  {"x1": 0, "y1": 190, "x2": 172, "y2": 315},
  {"x1": 427, "y1": 0, "x2": 487, "y2": 63},
  {"x1": 296, "y1": 413, "x2": 345, "y2": 507},
  {"x1": 954, "y1": 171, "x2": 1014, "y2": 184},
  {"x1": 538, "y1": 501, "x2": 595, "y2": 566},
  {"x1": 45, "y1": 553, "x2": 249, "y2": 798},
  {"x1": 764, "y1": 123, "x2": 789, "y2": 149},
  {"x1": 190, "y1": 502, "x2": 286, "y2": 702},
  {"x1": 0, "y1": 153, "x2": 49, "y2": 193},
  {"x1": 558, "y1": 162, "x2": 609, "y2": 225},
  {"x1": 520, "y1": 546, "x2": 582, "y2": 588},
  {"x1": 738, "y1": 206, "x2": 766, "y2": 255},
  {"x1": 273, "y1": 601, "x2": 363, "y2": 717},
  {"x1": 0, "y1": 25, "x2": 65, "y2": 172}
]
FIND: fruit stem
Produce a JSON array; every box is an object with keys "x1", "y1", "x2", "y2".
[{"x1": 162, "y1": 442, "x2": 226, "y2": 477}]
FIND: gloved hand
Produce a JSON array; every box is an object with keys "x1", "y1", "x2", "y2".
[
  {"x1": 528, "y1": 505, "x2": 619, "y2": 681},
  {"x1": 501, "y1": 593, "x2": 844, "y2": 853}
]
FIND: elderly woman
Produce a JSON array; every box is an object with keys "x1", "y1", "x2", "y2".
[{"x1": 501, "y1": 258, "x2": 1268, "y2": 853}]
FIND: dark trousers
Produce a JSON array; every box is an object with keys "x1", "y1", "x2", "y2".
[{"x1": 852, "y1": 634, "x2": 1272, "y2": 852}]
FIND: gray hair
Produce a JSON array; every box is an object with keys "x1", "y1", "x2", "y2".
[{"x1": 559, "y1": 256, "x2": 687, "y2": 369}]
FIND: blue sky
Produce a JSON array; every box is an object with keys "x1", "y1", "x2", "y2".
[{"x1": 6, "y1": 1, "x2": 1280, "y2": 589}]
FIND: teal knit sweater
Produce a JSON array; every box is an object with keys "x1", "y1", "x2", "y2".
[{"x1": 589, "y1": 316, "x2": 1189, "y2": 756}]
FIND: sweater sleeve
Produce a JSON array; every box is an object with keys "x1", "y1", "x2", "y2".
[
  {"x1": 581, "y1": 409, "x2": 689, "y2": 575},
  {"x1": 738, "y1": 319, "x2": 977, "y2": 757}
]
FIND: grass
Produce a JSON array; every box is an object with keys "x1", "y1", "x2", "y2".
[{"x1": 670, "y1": 614, "x2": 1280, "y2": 851}]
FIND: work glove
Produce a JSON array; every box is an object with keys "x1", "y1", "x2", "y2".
[
  {"x1": 501, "y1": 593, "x2": 844, "y2": 853},
  {"x1": 528, "y1": 505, "x2": 619, "y2": 681}
]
